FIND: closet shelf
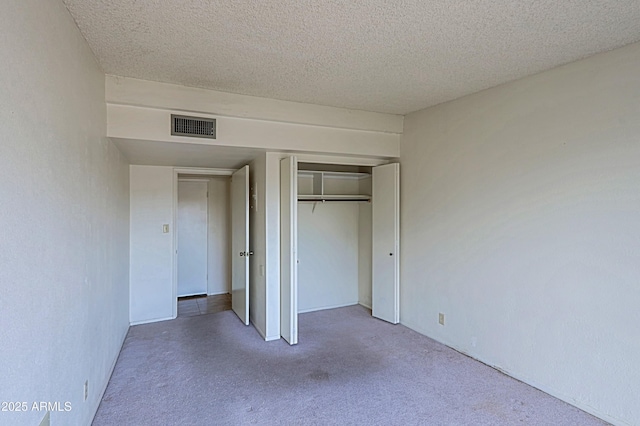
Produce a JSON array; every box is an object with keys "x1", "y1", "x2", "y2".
[
  {"x1": 298, "y1": 171, "x2": 371, "y2": 180},
  {"x1": 298, "y1": 194, "x2": 371, "y2": 202}
]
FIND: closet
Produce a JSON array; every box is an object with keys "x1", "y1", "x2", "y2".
[
  {"x1": 297, "y1": 166, "x2": 372, "y2": 314},
  {"x1": 280, "y1": 157, "x2": 400, "y2": 345}
]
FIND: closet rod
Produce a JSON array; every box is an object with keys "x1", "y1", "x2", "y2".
[{"x1": 298, "y1": 199, "x2": 371, "y2": 203}]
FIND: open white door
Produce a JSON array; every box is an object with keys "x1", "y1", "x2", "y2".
[
  {"x1": 231, "y1": 165, "x2": 250, "y2": 325},
  {"x1": 372, "y1": 163, "x2": 400, "y2": 324},
  {"x1": 280, "y1": 156, "x2": 298, "y2": 345}
]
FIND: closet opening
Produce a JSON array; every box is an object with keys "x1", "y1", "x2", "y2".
[
  {"x1": 280, "y1": 158, "x2": 400, "y2": 345},
  {"x1": 297, "y1": 163, "x2": 374, "y2": 315}
]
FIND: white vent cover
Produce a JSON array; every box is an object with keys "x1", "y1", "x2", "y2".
[{"x1": 171, "y1": 115, "x2": 216, "y2": 139}]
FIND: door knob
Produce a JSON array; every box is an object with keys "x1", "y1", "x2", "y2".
[
  {"x1": 248, "y1": 251, "x2": 254, "y2": 256},
  {"x1": 239, "y1": 252, "x2": 244, "y2": 256}
]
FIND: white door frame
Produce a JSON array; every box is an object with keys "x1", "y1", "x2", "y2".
[{"x1": 172, "y1": 167, "x2": 235, "y2": 319}]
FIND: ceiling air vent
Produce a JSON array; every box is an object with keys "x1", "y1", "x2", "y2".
[{"x1": 171, "y1": 114, "x2": 216, "y2": 139}]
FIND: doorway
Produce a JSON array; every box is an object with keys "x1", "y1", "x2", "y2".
[
  {"x1": 177, "y1": 293, "x2": 232, "y2": 318},
  {"x1": 176, "y1": 175, "x2": 232, "y2": 298},
  {"x1": 177, "y1": 179, "x2": 208, "y2": 297},
  {"x1": 172, "y1": 167, "x2": 251, "y2": 327}
]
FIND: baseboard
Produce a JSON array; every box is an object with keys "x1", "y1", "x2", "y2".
[
  {"x1": 399, "y1": 318, "x2": 629, "y2": 426},
  {"x1": 207, "y1": 291, "x2": 229, "y2": 296},
  {"x1": 358, "y1": 302, "x2": 372, "y2": 310},
  {"x1": 298, "y1": 301, "x2": 359, "y2": 314},
  {"x1": 497, "y1": 369, "x2": 629, "y2": 426},
  {"x1": 90, "y1": 324, "x2": 129, "y2": 425},
  {"x1": 130, "y1": 316, "x2": 173, "y2": 326}
]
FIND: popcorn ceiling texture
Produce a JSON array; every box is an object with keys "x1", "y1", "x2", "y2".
[{"x1": 62, "y1": 0, "x2": 640, "y2": 114}]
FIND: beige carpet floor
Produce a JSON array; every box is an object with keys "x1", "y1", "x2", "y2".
[{"x1": 93, "y1": 305, "x2": 606, "y2": 425}]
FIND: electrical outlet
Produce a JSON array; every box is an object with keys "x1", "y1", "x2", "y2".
[
  {"x1": 84, "y1": 380, "x2": 88, "y2": 401},
  {"x1": 438, "y1": 313, "x2": 445, "y2": 325}
]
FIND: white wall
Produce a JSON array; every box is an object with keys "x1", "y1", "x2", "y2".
[
  {"x1": 297, "y1": 175, "x2": 363, "y2": 312},
  {"x1": 400, "y1": 41, "x2": 640, "y2": 426},
  {"x1": 106, "y1": 76, "x2": 403, "y2": 133},
  {"x1": 108, "y1": 104, "x2": 399, "y2": 158},
  {"x1": 0, "y1": 1, "x2": 130, "y2": 425},
  {"x1": 130, "y1": 166, "x2": 175, "y2": 324},
  {"x1": 106, "y1": 76, "x2": 402, "y2": 160},
  {"x1": 207, "y1": 177, "x2": 231, "y2": 295},
  {"x1": 298, "y1": 203, "x2": 360, "y2": 312}
]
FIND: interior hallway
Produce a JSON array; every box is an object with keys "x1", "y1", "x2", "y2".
[
  {"x1": 177, "y1": 294, "x2": 232, "y2": 318},
  {"x1": 92, "y1": 306, "x2": 605, "y2": 425}
]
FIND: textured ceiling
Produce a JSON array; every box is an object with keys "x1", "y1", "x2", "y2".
[{"x1": 63, "y1": 0, "x2": 640, "y2": 114}]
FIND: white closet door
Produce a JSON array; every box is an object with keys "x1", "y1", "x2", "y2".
[
  {"x1": 231, "y1": 165, "x2": 250, "y2": 325},
  {"x1": 177, "y1": 180, "x2": 208, "y2": 297},
  {"x1": 372, "y1": 163, "x2": 400, "y2": 324},
  {"x1": 280, "y1": 156, "x2": 298, "y2": 345}
]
